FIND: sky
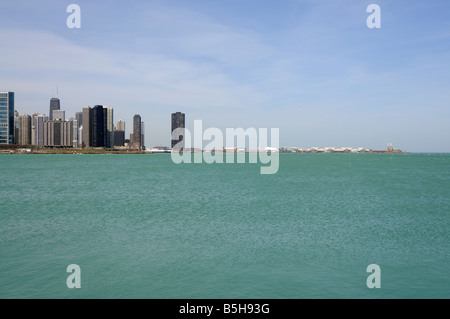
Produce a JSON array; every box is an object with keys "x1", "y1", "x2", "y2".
[{"x1": 0, "y1": 0, "x2": 449, "y2": 152}]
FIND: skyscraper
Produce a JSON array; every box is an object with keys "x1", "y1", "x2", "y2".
[
  {"x1": 75, "y1": 112, "x2": 82, "y2": 147},
  {"x1": 69, "y1": 117, "x2": 78, "y2": 147},
  {"x1": 117, "y1": 120, "x2": 125, "y2": 132},
  {"x1": 92, "y1": 105, "x2": 104, "y2": 147},
  {"x1": 132, "y1": 114, "x2": 142, "y2": 150},
  {"x1": 44, "y1": 120, "x2": 73, "y2": 147},
  {"x1": 78, "y1": 125, "x2": 83, "y2": 147},
  {"x1": 141, "y1": 121, "x2": 145, "y2": 150},
  {"x1": 114, "y1": 130, "x2": 125, "y2": 147},
  {"x1": 82, "y1": 106, "x2": 92, "y2": 148},
  {"x1": 116, "y1": 120, "x2": 125, "y2": 132},
  {"x1": 103, "y1": 106, "x2": 114, "y2": 149},
  {"x1": 0, "y1": 92, "x2": 14, "y2": 144},
  {"x1": 171, "y1": 112, "x2": 185, "y2": 149},
  {"x1": 18, "y1": 114, "x2": 31, "y2": 145},
  {"x1": 114, "y1": 120, "x2": 125, "y2": 147},
  {"x1": 31, "y1": 113, "x2": 38, "y2": 145},
  {"x1": 34, "y1": 114, "x2": 48, "y2": 147},
  {"x1": 14, "y1": 110, "x2": 19, "y2": 144},
  {"x1": 52, "y1": 110, "x2": 65, "y2": 121},
  {"x1": 49, "y1": 97, "x2": 60, "y2": 121},
  {"x1": 82, "y1": 105, "x2": 112, "y2": 148},
  {"x1": 75, "y1": 112, "x2": 82, "y2": 129}
]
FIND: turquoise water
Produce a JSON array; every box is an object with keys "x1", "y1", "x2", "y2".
[{"x1": 0, "y1": 153, "x2": 449, "y2": 299}]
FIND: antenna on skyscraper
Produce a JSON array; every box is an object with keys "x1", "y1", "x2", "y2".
[{"x1": 57, "y1": 85, "x2": 59, "y2": 98}]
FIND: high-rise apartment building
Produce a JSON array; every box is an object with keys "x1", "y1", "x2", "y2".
[
  {"x1": 14, "y1": 111, "x2": 19, "y2": 144},
  {"x1": 18, "y1": 114, "x2": 31, "y2": 145},
  {"x1": 33, "y1": 114, "x2": 48, "y2": 147},
  {"x1": 132, "y1": 114, "x2": 142, "y2": 150},
  {"x1": 171, "y1": 112, "x2": 185, "y2": 149},
  {"x1": 75, "y1": 112, "x2": 82, "y2": 147},
  {"x1": 69, "y1": 117, "x2": 79, "y2": 147},
  {"x1": 49, "y1": 97, "x2": 60, "y2": 121},
  {"x1": 82, "y1": 106, "x2": 92, "y2": 147},
  {"x1": 31, "y1": 113, "x2": 38, "y2": 145},
  {"x1": 103, "y1": 106, "x2": 114, "y2": 149},
  {"x1": 78, "y1": 125, "x2": 83, "y2": 148},
  {"x1": 0, "y1": 92, "x2": 14, "y2": 144},
  {"x1": 43, "y1": 120, "x2": 73, "y2": 147},
  {"x1": 141, "y1": 121, "x2": 145, "y2": 150}
]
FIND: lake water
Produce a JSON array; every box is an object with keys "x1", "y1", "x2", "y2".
[{"x1": 0, "y1": 153, "x2": 449, "y2": 298}]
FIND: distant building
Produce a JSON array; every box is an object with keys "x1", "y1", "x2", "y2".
[
  {"x1": 114, "y1": 130, "x2": 125, "y2": 147},
  {"x1": 69, "y1": 117, "x2": 79, "y2": 148},
  {"x1": 75, "y1": 112, "x2": 82, "y2": 147},
  {"x1": 141, "y1": 121, "x2": 145, "y2": 150},
  {"x1": 132, "y1": 114, "x2": 142, "y2": 150},
  {"x1": 31, "y1": 113, "x2": 38, "y2": 145},
  {"x1": 14, "y1": 110, "x2": 19, "y2": 144},
  {"x1": 34, "y1": 114, "x2": 48, "y2": 147},
  {"x1": 78, "y1": 125, "x2": 83, "y2": 147},
  {"x1": 82, "y1": 106, "x2": 92, "y2": 147},
  {"x1": 171, "y1": 112, "x2": 185, "y2": 149},
  {"x1": 92, "y1": 105, "x2": 104, "y2": 147},
  {"x1": 44, "y1": 120, "x2": 73, "y2": 147},
  {"x1": 18, "y1": 114, "x2": 31, "y2": 145},
  {"x1": 52, "y1": 110, "x2": 65, "y2": 121},
  {"x1": 0, "y1": 92, "x2": 14, "y2": 144},
  {"x1": 81, "y1": 105, "x2": 113, "y2": 148},
  {"x1": 49, "y1": 97, "x2": 60, "y2": 121},
  {"x1": 75, "y1": 112, "x2": 82, "y2": 127},
  {"x1": 114, "y1": 120, "x2": 125, "y2": 147},
  {"x1": 116, "y1": 120, "x2": 125, "y2": 132},
  {"x1": 103, "y1": 106, "x2": 114, "y2": 149}
]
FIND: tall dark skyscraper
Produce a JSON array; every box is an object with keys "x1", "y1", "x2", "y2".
[
  {"x1": 0, "y1": 92, "x2": 14, "y2": 144},
  {"x1": 81, "y1": 105, "x2": 113, "y2": 148},
  {"x1": 92, "y1": 105, "x2": 104, "y2": 147},
  {"x1": 114, "y1": 130, "x2": 125, "y2": 147},
  {"x1": 132, "y1": 114, "x2": 142, "y2": 150},
  {"x1": 171, "y1": 112, "x2": 185, "y2": 149},
  {"x1": 49, "y1": 98, "x2": 60, "y2": 121}
]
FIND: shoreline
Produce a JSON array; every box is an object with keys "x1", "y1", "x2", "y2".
[
  {"x1": 0, "y1": 149, "x2": 416, "y2": 155},
  {"x1": 0, "y1": 149, "x2": 151, "y2": 155}
]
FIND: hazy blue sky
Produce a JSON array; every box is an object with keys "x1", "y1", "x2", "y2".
[{"x1": 1, "y1": 0, "x2": 449, "y2": 151}]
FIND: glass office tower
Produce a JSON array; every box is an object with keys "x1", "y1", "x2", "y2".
[{"x1": 0, "y1": 92, "x2": 14, "y2": 144}]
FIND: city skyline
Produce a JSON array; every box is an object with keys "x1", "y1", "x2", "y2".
[
  {"x1": 0, "y1": 89, "x2": 440, "y2": 152},
  {"x1": 0, "y1": 93, "x2": 149, "y2": 149},
  {"x1": 1, "y1": 1, "x2": 449, "y2": 152}
]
